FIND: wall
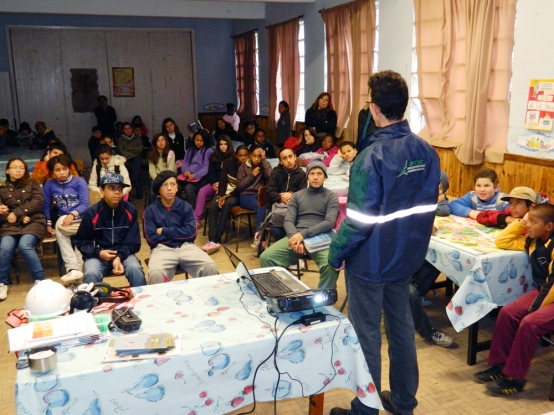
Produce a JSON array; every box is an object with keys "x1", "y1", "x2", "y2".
[{"x1": 0, "y1": 13, "x2": 237, "y2": 130}]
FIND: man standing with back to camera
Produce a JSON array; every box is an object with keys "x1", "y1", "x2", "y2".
[{"x1": 329, "y1": 70, "x2": 440, "y2": 415}]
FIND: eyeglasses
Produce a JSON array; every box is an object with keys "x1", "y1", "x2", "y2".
[{"x1": 8, "y1": 166, "x2": 25, "y2": 171}]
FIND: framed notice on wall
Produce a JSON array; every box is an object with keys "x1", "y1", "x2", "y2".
[
  {"x1": 524, "y1": 79, "x2": 554, "y2": 132},
  {"x1": 112, "y1": 67, "x2": 135, "y2": 97}
]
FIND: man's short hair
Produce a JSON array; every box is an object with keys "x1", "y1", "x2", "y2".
[
  {"x1": 368, "y1": 70, "x2": 409, "y2": 121},
  {"x1": 530, "y1": 203, "x2": 554, "y2": 226},
  {"x1": 278, "y1": 147, "x2": 295, "y2": 160},
  {"x1": 474, "y1": 168, "x2": 498, "y2": 185}
]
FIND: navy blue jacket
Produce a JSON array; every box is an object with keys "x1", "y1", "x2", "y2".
[
  {"x1": 143, "y1": 197, "x2": 197, "y2": 249},
  {"x1": 329, "y1": 120, "x2": 440, "y2": 284},
  {"x1": 74, "y1": 199, "x2": 140, "y2": 261}
]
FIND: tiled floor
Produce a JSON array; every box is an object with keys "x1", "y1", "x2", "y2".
[{"x1": 2, "y1": 196, "x2": 554, "y2": 414}]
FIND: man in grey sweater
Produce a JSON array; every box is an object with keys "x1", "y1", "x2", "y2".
[{"x1": 260, "y1": 161, "x2": 339, "y2": 289}]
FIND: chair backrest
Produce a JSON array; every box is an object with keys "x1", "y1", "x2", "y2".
[
  {"x1": 258, "y1": 186, "x2": 268, "y2": 208},
  {"x1": 89, "y1": 190, "x2": 102, "y2": 205}
]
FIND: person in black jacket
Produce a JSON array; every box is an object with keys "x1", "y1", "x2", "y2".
[
  {"x1": 266, "y1": 147, "x2": 307, "y2": 240},
  {"x1": 74, "y1": 173, "x2": 145, "y2": 287},
  {"x1": 249, "y1": 128, "x2": 276, "y2": 159},
  {"x1": 94, "y1": 95, "x2": 117, "y2": 136},
  {"x1": 305, "y1": 92, "x2": 337, "y2": 138},
  {"x1": 161, "y1": 117, "x2": 185, "y2": 162}
]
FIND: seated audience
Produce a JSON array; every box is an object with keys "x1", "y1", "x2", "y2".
[
  {"x1": 260, "y1": 161, "x2": 338, "y2": 289},
  {"x1": 305, "y1": 92, "x2": 337, "y2": 138},
  {"x1": 276, "y1": 100, "x2": 291, "y2": 147},
  {"x1": 132, "y1": 115, "x2": 148, "y2": 137},
  {"x1": 328, "y1": 141, "x2": 357, "y2": 176},
  {"x1": 43, "y1": 155, "x2": 89, "y2": 283},
  {"x1": 147, "y1": 133, "x2": 175, "y2": 203},
  {"x1": 144, "y1": 171, "x2": 218, "y2": 283},
  {"x1": 32, "y1": 121, "x2": 60, "y2": 150},
  {"x1": 0, "y1": 119, "x2": 17, "y2": 147},
  {"x1": 114, "y1": 122, "x2": 123, "y2": 141},
  {"x1": 294, "y1": 127, "x2": 321, "y2": 157},
  {"x1": 89, "y1": 144, "x2": 131, "y2": 198},
  {"x1": 449, "y1": 168, "x2": 508, "y2": 218},
  {"x1": 477, "y1": 187, "x2": 537, "y2": 228},
  {"x1": 0, "y1": 158, "x2": 47, "y2": 299},
  {"x1": 409, "y1": 284, "x2": 453, "y2": 348},
  {"x1": 74, "y1": 173, "x2": 145, "y2": 287},
  {"x1": 0, "y1": 122, "x2": 8, "y2": 154},
  {"x1": 134, "y1": 125, "x2": 150, "y2": 160},
  {"x1": 88, "y1": 126, "x2": 103, "y2": 162},
  {"x1": 179, "y1": 130, "x2": 213, "y2": 213},
  {"x1": 202, "y1": 146, "x2": 250, "y2": 254},
  {"x1": 162, "y1": 117, "x2": 185, "y2": 162},
  {"x1": 237, "y1": 145, "x2": 272, "y2": 249},
  {"x1": 101, "y1": 135, "x2": 121, "y2": 156},
  {"x1": 223, "y1": 103, "x2": 240, "y2": 132},
  {"x1": 299, "y1": 134, "x2": 338, "y2": 167},
  {"x1": 17, "y1": 121, "x2": 35, "y2": 147},
  {"x1": 118, "y1": 122, "x2": 144, "y2": 199},
  {"x1": 31, "y1": 143, "x2": 79, "y2": 185},
  {"x1": 474, "y1": 203, "x2": 554, "y2": 395},
  {"x1": 266, "y1": 147, "x2": 307, "y2": 241},
  {"x1": 436, "y1": 171, "x2": 451, "y2": 217},
  {"x1": 241, "y1": 121, "x2": 258, "y2": 147},
  {"x1": 214, "y1": 118, "x2": 241, "y2": 143},
  {"x1": 249, "y1": 128, "x2": 276, "y2": 159},
  {"x1": 193, "y1": 135, "x2": 235, "y2": 225}
]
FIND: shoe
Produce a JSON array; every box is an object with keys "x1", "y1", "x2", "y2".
[
  {"x1": 380, "y1": 391, "x2": 405, "y2": 415},
  {"x1": 202, "y1": 242, "x2": 221, "y2": 255},
  {"x1": 329, "y1": 408, "x2": 350, "y2": 415},
  {"x1": 60, "y1": 269, "x2": 84, "y2": 283},
  {"x1": 251, "y1": 232, "x2": 261, "y2": 249},
  {"x1": 298, "y1": 259, "x2": 306, "y2": 270},
  {"x1": 474, "y1": 364, "x2": 505, "y2": 383},
  {"x1": 430, "y1": 329, "x2": 453, "y2": 347},
  {"x1": 0, "y1": 283, "x2": 7, "y2": 300},
  {"x1": 420, "y1": 296, "x2": 433, "y2": 307},
  {"x1": 487, "y1": 377, "x2": 526, "y2": 395}
]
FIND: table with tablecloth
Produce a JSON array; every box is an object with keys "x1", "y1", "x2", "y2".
[{"x1": 15, "y1": 269, "x2": 381, "y2": 414}]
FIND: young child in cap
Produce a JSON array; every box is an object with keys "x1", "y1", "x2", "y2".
[{"x1": 477, "y1": 186, "x2": 537, "y2": 228}]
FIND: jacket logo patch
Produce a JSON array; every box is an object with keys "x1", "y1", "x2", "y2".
[{"x1": 398, "y1": 159, "x2": 425, "y2": 177}]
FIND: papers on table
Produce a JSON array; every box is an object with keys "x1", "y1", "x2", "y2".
[{"x1": 102, "y1": 333, "x2": 181, "y2": 363}]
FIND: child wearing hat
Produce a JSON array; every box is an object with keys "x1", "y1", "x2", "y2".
[
  {"x1": 476, "y1": 186, "x2": 537, "y2": 228},
  {"x1": 143, "y1": 170, "x2": 218, "y2": 284},
  {"x1": 74, "y1": 173, "x2": 145, "y2": 287}
]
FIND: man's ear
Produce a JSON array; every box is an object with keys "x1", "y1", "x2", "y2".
[{"x1": 546, "y1": 221, "x2": 554, "y2": 233}]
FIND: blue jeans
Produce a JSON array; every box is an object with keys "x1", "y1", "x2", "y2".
[
  {"x1": 240, "y1": 194, "x2": 266, "y2": 232},
  {"x1": 83, "y1": 255, "x2": 145, "y2": 287},
  {"x1": 347, "y1": 274, "x2": 418, "y2": 415},
  {"x1": 0, "y1": 234, "x2": 44, "y2": 283}
]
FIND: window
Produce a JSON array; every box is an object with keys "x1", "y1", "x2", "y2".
[
  {"x1": 409, "y1": 18, "x2": 426, "y2": 133},
  {"x1": 255, "y1": 31, "x2": 259, "y2": 115}
]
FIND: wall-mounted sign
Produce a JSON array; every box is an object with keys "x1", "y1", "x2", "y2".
[
  {"x1": 203, "y1": 103, "x2": 225, "y2": 111},
  {"x1": 524, "y1": 79, "x2": 554, "y2": 132},
  {"x1": 112, "y1": 67, "x2": 135, "y2": 97}
]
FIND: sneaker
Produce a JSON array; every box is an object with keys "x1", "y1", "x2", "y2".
[
  {"x1": 298, "y1": 259, "x2": 306, "y2": 270},
  {"x1": 202, "y1": 242, "x2": 221, "y2": 255},
  {"x1": 60, "y1": 269, "x2": 84, "y2": 283},
  {"x1": 420, "y1": 296, "x2": 433, "y2": 307},
  {"x1": 430, "y1": 329, "x2": 454, "y2": 347},
  {"x1": 487, "y1": 377, "x2": 526, "y2": 395},
  {"x1": 329, "y1": 409, "x2": 350, "y2": 415},
  {"x1": 474, "y1": 364, "x2": 505, "y2": 383},
  {"x1": 251, "y1": 232, "x2": 261, "y2": 249},
  {"x1": 380, "y1": 390, "x2": 409, "y2": 415},
  {"x1": 0, "y1": 283, "x2": 7, "y2": 300}
]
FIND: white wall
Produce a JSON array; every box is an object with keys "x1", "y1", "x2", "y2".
[{"x1": 507, "y1": 0, "x2": 554, "y2": 160}]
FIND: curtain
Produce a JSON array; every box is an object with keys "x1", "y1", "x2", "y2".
[
  {"x1": 233, "y1": 30, "x2": 258, "y2": 121},
  {"x1": 321, "y1": 0, "x2": 375, "y2": 142},
  {"x1": 268, "y1": 18, "x2": 300, "y2": 133},
  {"x1": 414, "y1": 0, "x2": 516, "y2": 164}
]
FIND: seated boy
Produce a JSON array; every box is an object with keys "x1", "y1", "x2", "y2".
[
  {"x1": 74, "y1": 173, "x2": 145, "y2": 287},
  {"x1": 266, "y1": 147, "x2": 307, "y2": 241},
  {"x1": 88, "y1": 126, "x2": 103, "y2": 162},
  {"x1": 328, "y1": 141, "x2": 357, "y2": 176},
  {"x1": 449, "y1": 168, "x2": 508, "y2": 219},
  {"x1": 144, "y1": 171, "x2": 218, "y2": 283},
  {"x1": 249, "y1": 128, "x2": 276, "y2": 159},
  {"x1": 260, "y1": 161, "x2": 339, "y2": 289},
  {"x1": 477, "y1": 186, "x2": 536, "y2": 227},
  {"x1": 474, "y1": 203, "x2": 554, "y2": 395}
]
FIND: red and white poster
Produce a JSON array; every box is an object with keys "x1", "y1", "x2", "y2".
[{"x1": 524, "y1": 79, "x2": 554, "y2": 132}]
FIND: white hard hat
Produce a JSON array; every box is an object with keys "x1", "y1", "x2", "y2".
[{"x1": 25, "y1": 280, "x2": 72, "y2": 318}]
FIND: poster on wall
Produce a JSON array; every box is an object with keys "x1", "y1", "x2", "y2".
[
  {"x1": 112, "y1": 67, "x2": 135, "y2": 97},
  {"x1": 524, "y1": 79, "x2": 554, "y2": 132}
]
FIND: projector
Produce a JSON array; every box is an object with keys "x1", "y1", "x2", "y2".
[{"x1": 266, "y1": 289, "x2": 337, "y2": 314}]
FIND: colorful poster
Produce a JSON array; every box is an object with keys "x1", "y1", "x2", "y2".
[
  {"x1": 524, "y1": 79, "x2": 554, "y2": 132},
  {"x1": 112, "y1": 67, "x2": 135, "y2": 97}
]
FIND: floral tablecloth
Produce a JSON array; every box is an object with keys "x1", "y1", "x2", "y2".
[
  {"x1": 426, "y1": 216, "x2": 533, "y2": 332},
  {"x1": 15, "y1": 269, "x2": 381, "y2": 414}
]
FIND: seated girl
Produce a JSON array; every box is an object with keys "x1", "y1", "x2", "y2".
[
  {"x1": 179, "y1": 130, "x2": 214, "y2": 211},
  {"x1": 131, "y1": 115, "x2": 148, "y2": 137},
  {"x1": 214, "y1": 118, "x2": 241, "y2": 142},
  {"x1": 0, "y1": 158, "x2": 47, "y2": 297},
  {"x1": 298, "y1": 134, "x2": 338, "y2": 167},
  {"x1": 31, "y1": 142, "x2": 79, "y2": 185},
  {"x1": 295, "y1": 127, "x2": 320, "y2": 157},
  {"x1": 328, "y1": 141, "x2": 357, "y2": 176},
  {"x1": 241, "y1": 121, "x2": 258, "y2": 147},
  {"x1": 42, "y1": 154, "x2": 89, "y2": 284},
  {"x1": 193, "y1": 135, "x2": 235, "y2": 226},
  {"x1": 88, "y1": 144, "x2": 131, "y2": 199}
]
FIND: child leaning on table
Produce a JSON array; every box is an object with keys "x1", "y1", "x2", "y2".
[
  {"x1": 474, "y1": 203, "x2": 554, "y2": 396},
  {"x1": 476, "y1": 186, "x2": 536, "y2": 228},
  {"x1": 449, "y1": 168, "x2": 508, "y2": 219}
]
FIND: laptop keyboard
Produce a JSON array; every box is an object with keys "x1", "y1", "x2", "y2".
[{"x1": 252, "y1": 272, "x2": 291, "y2": 296}]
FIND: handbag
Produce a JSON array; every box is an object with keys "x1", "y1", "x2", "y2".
[{"x1": 271, "y1": 202, "x2": 288, "y2": 227}]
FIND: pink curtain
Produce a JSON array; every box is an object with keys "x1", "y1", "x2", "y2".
[
  {"x1": 233, "y1": 30, "x2": 258, "y2": 121},
  {"x1": 414, "y1": 0, "x2": 516, "y2": 164},
  {"x1": 268, "y1": 18, "x2": 300, "y2": 133},
  {"x1": 322, "y1": 0, "x2": 375, "y2": 141}
]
